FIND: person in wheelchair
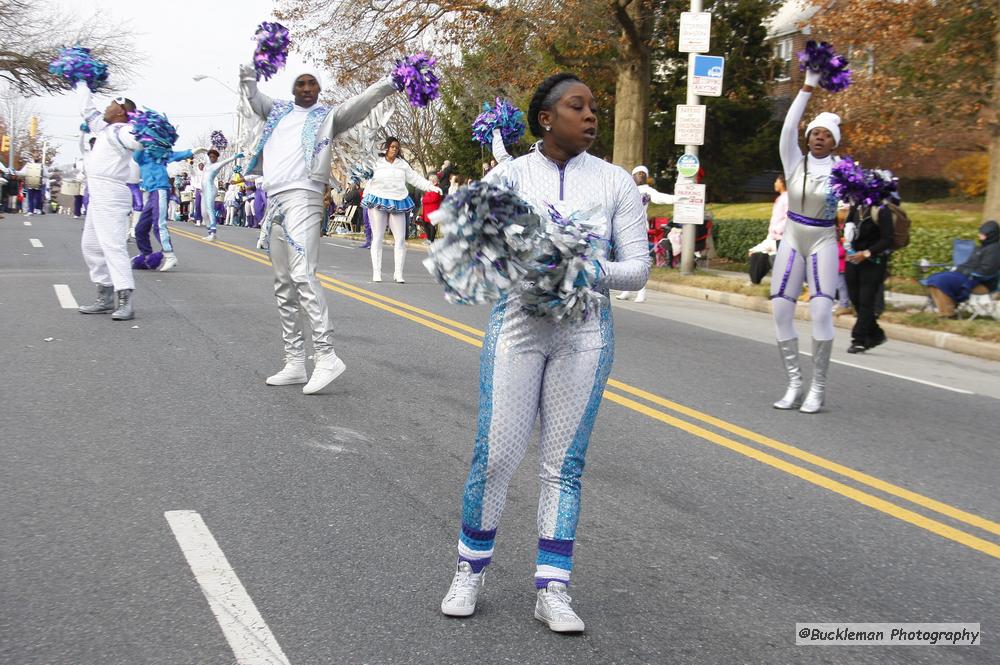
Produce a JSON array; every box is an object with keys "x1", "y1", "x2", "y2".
[{"x1": 925, "y1": 220, "x2": 1000, "y2": 318}]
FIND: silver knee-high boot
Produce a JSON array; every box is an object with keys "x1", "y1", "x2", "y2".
[
  {"x1": 773, "y1": 338, "x2": 804, "y2": 409},
  {"x1": 800, "y1": 338, "x2": 833, "y2": 414}
]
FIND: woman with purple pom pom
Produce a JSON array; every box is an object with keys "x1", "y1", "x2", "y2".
[
  {"x1": 239, "y1": 62, "x2": 406, "y2": 395},
  {"x1": 439, "y1": 73, "x2": 650, "y2": 633},
  {"x1": 770, "y1": 64, "x2": 844, "y2": 414}
]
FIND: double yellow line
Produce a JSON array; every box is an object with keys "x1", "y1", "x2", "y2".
[{"x1": 170, "y1": 225, "x2": 1000, "y2": 561}]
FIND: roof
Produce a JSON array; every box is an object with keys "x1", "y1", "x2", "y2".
[{"x1": 766, "y1": 0, "x2": 821, "y2": 39}]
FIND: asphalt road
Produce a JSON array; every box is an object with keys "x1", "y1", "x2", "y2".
[{"x1": 2, "y1": 212, "x2": 998, "y2": 665}]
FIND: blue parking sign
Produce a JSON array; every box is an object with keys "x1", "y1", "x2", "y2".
[{"x1": 691, "y1": 55, "x2": 725, "y2": 97}]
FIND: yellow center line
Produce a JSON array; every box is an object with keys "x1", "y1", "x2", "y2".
[{"x1": 169, "y1": 225, "x2": 1000, "y2": 560}]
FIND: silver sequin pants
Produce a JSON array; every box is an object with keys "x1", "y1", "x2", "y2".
[
  {"x1": 267, "y1": 189, "x2": 336, "y2": 363},
  {"x1": 457, "y1": 296, "x2": 614, "y2": 585}
]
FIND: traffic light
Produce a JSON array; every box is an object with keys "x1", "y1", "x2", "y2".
[
  {"x1": 28, "y1": 116, "x2": 38, "y2": 139},
  {"x1": 1, "y1": 135, "x2": 9, "y2": 153}
]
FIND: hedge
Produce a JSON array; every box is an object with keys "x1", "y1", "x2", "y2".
[{"x1": 712, "y1": 219, "x2": 979, "y2": 279}]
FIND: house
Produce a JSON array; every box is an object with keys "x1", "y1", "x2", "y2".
[{"x1": 765, "y1": 0, "x2": 823, "y2": 118}]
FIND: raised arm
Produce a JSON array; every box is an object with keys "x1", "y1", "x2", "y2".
[
  {"x1": 327, "y1": 78, "x2": 397, "y2": 138},
  {"x1": 239, "y1": 64, "x2": 275, "y2": 120},
  {"x1": 779, "y1": 70, "x2": 821, "y2": 179},
  {"x1": 77, "y1": 81, "x2": 107, "y2": 133},
  {"x1": 601, "y1": 172, "x2": 652, "y2": 291},
  {"x1": 638, "y1": 183, "x2": 674, "y2": 205},
  {"x1": 403, "y1": 160, "x2": 440, "y2": 194},
  {"x1": 491, "y1": 128, "x2": 511, "y2": 164}
]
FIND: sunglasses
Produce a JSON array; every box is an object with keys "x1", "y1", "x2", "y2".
[{"x1": 112, "y1": 96, "x2": 127, "y2": 106}]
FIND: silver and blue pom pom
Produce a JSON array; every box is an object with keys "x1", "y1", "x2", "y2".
[
  {"x1": 423, "y1": 181, "x2": 543, "y2": 305},
  {"x1": 129, "y1": 108, "x2": 179, "y2": 164}
]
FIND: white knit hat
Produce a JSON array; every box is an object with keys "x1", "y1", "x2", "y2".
[
  {"x1": 292, "y1": 70, "x2": 323, "y2": 92},
  {"x1": 631, "y1": 165, "x2": 649, "y2": 176},
  {"x1": 805, "y1": 112, "x2": 841, "y2": 146}
]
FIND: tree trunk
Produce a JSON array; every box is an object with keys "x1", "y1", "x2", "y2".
[
  {"x1": 983, "y1": 18, "x2": 1000, "y2": 222},
  {"x1": 612, "y1": 0, "x2": 653, "y2": 170}
]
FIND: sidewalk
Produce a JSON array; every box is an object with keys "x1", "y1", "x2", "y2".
[{"x1": 647, "y1": 269, "x2": 1000, "y2": 362}]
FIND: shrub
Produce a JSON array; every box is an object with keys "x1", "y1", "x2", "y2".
[
  {"x1": 712, "y1": 219, "x2": 771, "y2": 261},
  {"x1": 945, "y1": 154, "x2": 989, "y2": 197}
]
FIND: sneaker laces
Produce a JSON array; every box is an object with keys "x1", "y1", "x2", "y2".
[
  {"x1": 542, "y1": 584, "x2": 578, "y2": 620},
  {"x1": 444, "y1": 563, "x2": 480, "y2": 603}
]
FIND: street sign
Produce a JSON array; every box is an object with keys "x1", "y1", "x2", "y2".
[
  {"x1": 677, "y1": 153, "x2": 700, "y2": 179},
  {"x1": 691, "y1": 55, "x2": 725, "y2": 97},
  {"x1": 673, "y1": 183, "x2": 706, "y2": 225},
  {"x1": 675, "y1": 104, "x2": 706, "y2": 146},
  {"x1": 679, "y1": 12, "x2": 711, "y2": 53}
]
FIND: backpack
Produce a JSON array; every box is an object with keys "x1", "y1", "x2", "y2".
[{"x1": 884, "y1": 202, "x2": 910, "y2": 250}]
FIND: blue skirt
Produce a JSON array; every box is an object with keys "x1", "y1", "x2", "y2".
[
  {"x1": 361, "y1": 193, "x2": 414, "y2": 212},
  {"x1": 925, "y1": 270, "x2": 975, "y2": 303}
]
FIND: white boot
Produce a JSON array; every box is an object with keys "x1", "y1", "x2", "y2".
[
  {"x1": 266, "y1": 361, "x2": 307, "y2": 386},
  {"x1": 616, "y1": 291, "x2": 631, "y2": 300},
  {"x1": 634, "y1": 288, "x2": 647, "y2": 303},
  {"x1": 159, "y1": 252, "x2": 178, "y2": 272}
]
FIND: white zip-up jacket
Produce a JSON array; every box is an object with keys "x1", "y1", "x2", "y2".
[
  {"x1": 484, "y1": 146, "x2": 650, "y2": 292},
  {"x1": 365, "y1": 157, "x2": 436, "y2": 201}
]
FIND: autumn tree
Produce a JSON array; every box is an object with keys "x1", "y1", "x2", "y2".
[
  {"x1": 275, "y1": 0, "x2": 665, "y2": 168},
  {"x1": 0, "y1": 0, "x2": 137, "y2": 95},
  {"x1": 809, "y1": 0, "x2": 997, "y2": 180}
]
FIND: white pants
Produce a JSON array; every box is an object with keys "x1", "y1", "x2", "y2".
[
  {"x1": 81, "y1": 178, "x2": 134, "y2": 291},
  {"x1": 267, "y1": 189, "x2": 335, "y2": 362},
  {"x1": 368, "y1": 209, "x2": 407, "y2": 277}
]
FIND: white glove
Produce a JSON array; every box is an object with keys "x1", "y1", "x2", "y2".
[
  {"x1": 492, "y1": 128, "x2": 502, "y2": 138},
  {"x1": 239, "y1": 63, "x2": 257, "y2": 81},
  {"x1": 431, "y1": 186, "x2": 443, "y2": 195},
  {"x1": 804, "y1": 69, "x2": 821, "y2": 88}
]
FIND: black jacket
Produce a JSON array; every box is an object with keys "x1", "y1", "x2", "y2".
[
  {"x1": 959, "y1": 220, "x2": 1000, "y2": 280},
  {"x1": 847, "y1": 205, "x2": 894, "y2": 255}
]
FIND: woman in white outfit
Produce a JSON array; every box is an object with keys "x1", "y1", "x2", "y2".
[{"x1": 361, "y1": 137, "x2": 441, "y2": 282}]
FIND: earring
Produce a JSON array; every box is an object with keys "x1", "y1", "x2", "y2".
[{"x1": 544, "y1": 125, "x2": 551, "y2": 132}]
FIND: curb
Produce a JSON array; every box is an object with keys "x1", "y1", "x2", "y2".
[{"x1": 646, "y1": 280, "x2": 1000, "y2": 362}]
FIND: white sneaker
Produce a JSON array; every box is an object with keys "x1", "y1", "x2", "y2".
[
  {"x1": 265, "y1": 361, "x2": 307, "y2": 386},
  {"x1": 394, "y1": 273, "x2": 405, "y2": 283},
  {"x1": 616, "y1": 291, "x2": 631, "y2": 301},
  {"x1": 372, "y1": 271, "x2": 382, "y2": 282},
  {"x1": 634, "y1": 288, "x2": 647, "y2": 303},
  {"x1": 534, "y1": 582, "x2": 585, "y2": 633},
  {"x1": 204, "y1": 232, "x2": 216, "y2": 242},
  {"x1": 441, "y1": 562, "x2": 484, "y2": 617},
  {"x1": 159, "y1": 252, "x2": 178, "y2": 272},
  {"x1": 302, "y1": 354, "x2": 346, "y2": 395}
]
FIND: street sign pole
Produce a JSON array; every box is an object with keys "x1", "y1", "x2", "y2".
[{"x1": 679, "y1": 0, "x2": 703, "y2": 275}]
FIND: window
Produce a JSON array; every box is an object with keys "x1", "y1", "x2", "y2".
[{"x1": 774, "y1": 37, "x2": 793, "y2": 81}]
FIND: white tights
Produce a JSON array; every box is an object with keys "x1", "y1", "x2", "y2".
[
  {"x1": 368, "y1": 209, "x2": 407, "y2": 277},
  {"x1": 770, "y1": 241, "x2": 837, "y2": 341}
]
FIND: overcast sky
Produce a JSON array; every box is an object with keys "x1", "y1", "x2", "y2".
[{"x1": 35, "y1": 0, "x2": 316, "y2": 165}]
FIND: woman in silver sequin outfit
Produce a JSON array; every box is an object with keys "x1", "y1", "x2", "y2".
[
  {"x1": 770, "y1": 69, "x2": 841, "y2": 414},
  {"x1": 439, "y1": 74, "x2": 650, "y2": 632}
]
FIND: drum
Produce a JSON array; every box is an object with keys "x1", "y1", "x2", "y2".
[
  {"x1": 62, "y1": 180, "x2": 81, "y2": 196},
  {"x1": 180, "y1": 191, "x2": 194, "y2": 203}
]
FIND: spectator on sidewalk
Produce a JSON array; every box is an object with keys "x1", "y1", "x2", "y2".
[
  {"x1": 419, "y1": 173, "x2": 443, "y2": 244},
  {"x1": 925, "y1": 220, "x2": 1000, "y2": 319},
  {"x1": 747, "y1": 174, "x2": 788, "y2": 284}
]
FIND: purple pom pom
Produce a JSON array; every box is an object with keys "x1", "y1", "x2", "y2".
[
  {"x1": 391, "y1": 53, "x2": 440, "y2": 108},
  {"x1": 210, "y1": 130, "x2": 228, "y2": 151},
  {"x1": 145, "y1": 251, "x2": 164, "y2": 270},
  {"x1": 253, "y1": 22, "x2": 290, "y2": 81},
  {"x1": 798, "y1": 40, "x2": 851, "y2": 93},
  {"x1": 831, "y1": 158, "x2": 895, "y2": 207},
  {"x1": 472, "y1": 98, "x2": 527, "y2": 146},
  {"x1": 128, "y1": 108, "x2": 178, "y2": 164},
  {"x1": 131, "y1": 254, "x2": 150, "y2": 270},
  {"x1": 49, "y1": 46, "x2": 110, "y2": 92}
]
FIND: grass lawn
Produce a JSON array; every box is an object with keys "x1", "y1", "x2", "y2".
[{"x1": 647, "y1": 197, "x2": 985, "y2": 228}]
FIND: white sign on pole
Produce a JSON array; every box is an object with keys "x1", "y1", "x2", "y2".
[
  {"x1": 679, "y1": 12, "x2": 712, "y2": 53},
  {"x1": 673, "y1": 183, "x2": 706, "y2": 225},
  {"x1": 691, "y1": 55, "x2": 725, "y2": 97},
  {"x1": 674, "y1": 105, "x2": 706, "y2": 146}
]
